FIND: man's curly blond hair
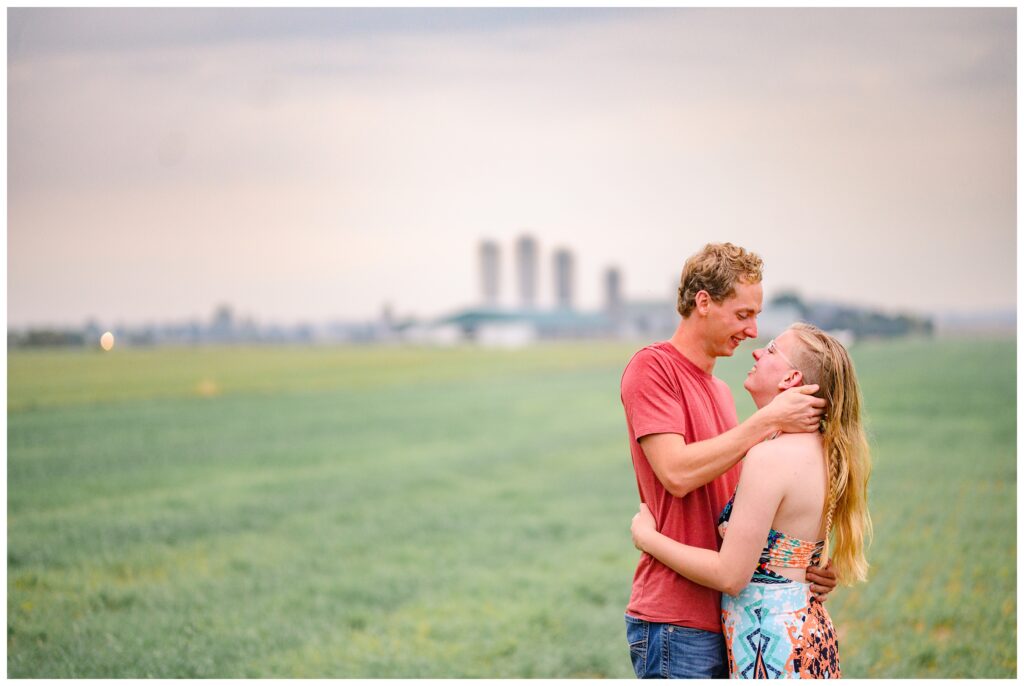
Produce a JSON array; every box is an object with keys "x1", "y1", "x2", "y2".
[{"x1": 677, "y1": 242, "x2": 763, "y2": 318}]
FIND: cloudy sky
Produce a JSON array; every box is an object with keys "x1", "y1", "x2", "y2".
[{"x1": 8, "y1": 8, "x2": 1016, "y2": 327}]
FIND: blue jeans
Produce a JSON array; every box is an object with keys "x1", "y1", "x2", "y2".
[{"x1": 625, "y1": 614, "x2": 728, "y2": 679}]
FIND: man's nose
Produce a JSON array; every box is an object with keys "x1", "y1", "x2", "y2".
[{"x1": 744, "y1": 319, "x2": 758, "y2": 340}]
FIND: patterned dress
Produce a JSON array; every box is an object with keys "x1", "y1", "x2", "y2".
[{"x1": 717, "y1": 494, "x2": 841, "y2": 679}]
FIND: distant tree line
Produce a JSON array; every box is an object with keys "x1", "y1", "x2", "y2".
[
  {"x1": 10, "y1": 294, "x2": 936, "y2": 350},
  {"x1": 8, "y1": 304, "x2": 387, "y2": 349},
  {"x1": 8, "y1": 329, "x2": 87, "y2": 348},
  {"x1": 771, "y1": 291, "x2": 934, "y2": 338}
]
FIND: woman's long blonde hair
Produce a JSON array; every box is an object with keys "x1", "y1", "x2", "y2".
[{"x1": 788, "y1": 322, "x2": 872, "y2": 585}]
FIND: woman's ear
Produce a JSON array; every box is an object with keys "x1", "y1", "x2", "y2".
[{"x1": 777, "y1": 369, "x2": 804, "y2": 391}]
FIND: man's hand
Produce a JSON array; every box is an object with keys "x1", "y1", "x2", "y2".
[
  {"x1": 631, "y1": 503, "x2": 657, "y2": 552},
  {"x1": 806, "y1": 561, "x2": 838, "y2": 602},
  {"x1": 764, "y1": 385, "x2": 826, "y2": 434}
]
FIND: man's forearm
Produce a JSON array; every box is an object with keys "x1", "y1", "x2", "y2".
[{"x1": 647, "y1": 409, "x2": 776, "y2": 497}]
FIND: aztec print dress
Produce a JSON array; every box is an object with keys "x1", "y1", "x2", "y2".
[{"x1": 717, "y1": 494, "x2": 841, "y2": 679}]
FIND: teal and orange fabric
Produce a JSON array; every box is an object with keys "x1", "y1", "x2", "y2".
[{"x1": 717, "y1": 488, "x2": 841, "y2": 678}]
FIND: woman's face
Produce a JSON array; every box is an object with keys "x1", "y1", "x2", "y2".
[{"x1": 742, "y1": 329, "x2": 802, "y2": 408}]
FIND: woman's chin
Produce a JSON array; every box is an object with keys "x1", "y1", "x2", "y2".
[{"x1": 742, "y1": 379, "x2": 756, "y2": 399}]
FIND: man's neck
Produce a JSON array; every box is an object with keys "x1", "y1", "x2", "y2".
[{"x1": 668, "y1": 319, "x2": 716, "y2": 375}]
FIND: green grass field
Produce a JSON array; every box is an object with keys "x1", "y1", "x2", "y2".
[{"x1": 7, "y1": 336, "x2": 1016, "y2": 677}]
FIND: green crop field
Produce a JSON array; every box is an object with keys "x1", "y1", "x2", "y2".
[{"x1": 7, "y1": 336, "x2": 1016, "y2": 677}]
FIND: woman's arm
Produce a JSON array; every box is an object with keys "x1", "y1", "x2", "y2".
[{"x1": 631, "y1": 443, "x2": 788, "y2": 596}]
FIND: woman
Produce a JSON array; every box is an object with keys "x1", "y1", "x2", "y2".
[{"x1": 630, "y1": 323, "x2": 871, "y2": 679}]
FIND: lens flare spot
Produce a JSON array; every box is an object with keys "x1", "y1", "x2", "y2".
[{"x1": 196, "y1": 379, "x2": 220, "y2": 397}]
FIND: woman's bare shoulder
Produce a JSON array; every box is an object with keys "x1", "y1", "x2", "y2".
[{"x1": 744, "y1": 433, "x2": 822, "y2": 471}]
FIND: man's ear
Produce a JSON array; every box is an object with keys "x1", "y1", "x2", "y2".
[
  {"x1": 695, "y1": 290, "x2": 711, "y2": 315},
  {"x1": 777, "y1": 369, "x2": 803, "y2": 391}
]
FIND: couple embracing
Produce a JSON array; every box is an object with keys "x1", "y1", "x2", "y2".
[{"x1": 621, "y1": 243, "x2": 871, "y2": 679}]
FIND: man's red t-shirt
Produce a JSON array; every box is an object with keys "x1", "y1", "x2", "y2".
[{"x1": 621, "y1": 341, "x2": 742, "y2": 632}]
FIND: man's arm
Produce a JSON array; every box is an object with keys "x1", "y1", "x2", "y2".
[{"x1": 641, "y1": 385, "x2": 825, "y2": 498}]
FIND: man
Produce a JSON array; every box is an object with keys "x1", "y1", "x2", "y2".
[{"x1": 621, "y1": 242, "x2": 836, "y2": 679}]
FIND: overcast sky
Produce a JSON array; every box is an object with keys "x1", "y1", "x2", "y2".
[{"x1": 8, "y1": 8, "x2": 1016, "y2": 327}]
